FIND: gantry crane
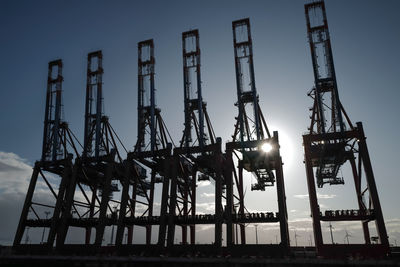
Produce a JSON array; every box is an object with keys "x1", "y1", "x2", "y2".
[
  {"x1": 303, "y1": 1, "x2": 389, "y2": 258},
  {"x1": 167, "y1": 29, "x2": 225, "y2": 248},
  {"x1": 225, "y1": 18, "x2": 289, "y2": 252},
  {"x1": 13, "y1": 60, "x2": 80, "y2": 251},
  {"x1": 119, "y1": 40, "x2": 174, "y2": 248},
  {"x1": 12, "y1": 6, "x2": 392, "y2": 259},
  {"x1": 55, "y1": 51, "x2": 129, "y2": 249}
]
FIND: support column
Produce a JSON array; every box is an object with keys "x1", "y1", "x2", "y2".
[
  {"x1": 274, "y1": 132, "x2": 290, "y2": 249},
  {"x1": 225, "y1": 151, "x2": 234, "y2": 247},
  {"x1": 190, "y1": 168, "x2": 197, "y2": 245},
  {"x1": 146, "y1": 170, "x2": 156, "y2": 245},
  {"x1": 182, "y1": 167, "x2": 188, "y2": 245},
  {"x1": 47, "y1": 158, "x2": 73, "y2": 247},
  {"x1": 85, "y1": 185, "x2": 97, "y2": 244},
  {"x1": 215, "y1": 155, "x2": 223, "y2": 248},
  {"x1": 115, "y1": 161, "x2": 131, "y2": 246},
  {"x1": 303, "y1": 136, "x2": 323, "y2": 252},
  {"x1": 349, "y1": 155, "x2": 371, "y2": 244},
  {"x1": 167, "y1": 157, "x2": 178, "y2": 247},
  {"x1": 158, "y1": 159, "x2": 171, "y2": 247},
  {"x1": 238, "y1": 163, "x2": 246, "y2": 244},
  {"x1": 13, "y1": 163, "x2": 40, "y2": 246},
  {"x1": 56, "y1": 160, "x2": 79, "y2": 249},
  {"x1": 94, "y1": 163, "x2": 113, "y2": 247},
  {"x1": 356, "y1": 122, "x2": 389, "y2": 248}
]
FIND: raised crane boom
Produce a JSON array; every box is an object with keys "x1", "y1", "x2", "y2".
[{"x1": 303, "y1": 1, "x2": 389, "y2": 257}]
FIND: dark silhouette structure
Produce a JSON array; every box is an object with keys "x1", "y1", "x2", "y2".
[
  {"x1": 168, "y1": 29, "x2": 224, "y2": 247},
  {"x1": 303, "y1": 0, "x2": 389, "y2": 258},
  {"x1": 225, "y1": 18, "x2": 290, "y2": 250},
  {"x1": 55, "y1": 51, "x2": 128, "y2": 249},
  {"x1": 11, "y1": 7, "x2": 389, "y2": 261},
  {"x1": 127, "y1": 39, "x2": 173, "y2": 247},
  {"x1": 13, "y1": 60, "x2": 79, "y2": 249}
]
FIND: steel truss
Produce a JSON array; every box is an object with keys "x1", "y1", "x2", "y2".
[
  {"x1": 303, "y1": 1, "x2": 389, "y2": 258},
  {"x1": 54, "y1": 51, "x2": 128, "y2": 249},
  {"x1": 167, "y1": 29, "x2": 225, "y2": 248},
  {"x1": 225, "y1": 18, "x2": 290, "y2": 251},
  {"x1": 12, "y1": 9, "x2": 391, "y2": 260},
  {"x1": 119, "y1": 39, "x2": 174, "y2": 248},
  {"x1": 13, "y1": 60, "x2": 80, "y2": 250}
]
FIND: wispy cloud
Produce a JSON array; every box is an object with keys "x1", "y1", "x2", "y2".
[
  {"x1": 293, "y1": 193, "x2": 337, "y2": 199},
  {"x1": 0, "y1": 151, "x2": 32, "y2": 195},
  {"x1": 318, "y1": 194, "x2": 337, "y2": 199},
  {"x1": 197, "y1": 180, "x2": 211, "y2": 187},
  {"x1": 293, "y1": 194, "x2": 308, "y2": 199},
  {"x1": 0, "y1": 152, "x2": 34, "y2": 245},
  {"x1": 201, "y1": 192, "x2": 215, "y2": 198},
  {"x1": 196, "y1": 202, "x2": 215, "y2": 212}
]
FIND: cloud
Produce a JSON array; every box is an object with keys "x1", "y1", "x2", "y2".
[
  {"x1": 0, "y1": 152, "x2": 34, "y2": 245},
  {"x1": 0, "y1": 151, "x2": 33, "y2": 195},
  {"x1": 197, "y1": 225, "x2": 214, "y2": 232},
  {"x1": 201, "y1": 192, "x2": 215, "y2": 198},
  {"x1": 293, "y1": 194, "x2": 308, "y2": 199},
  {"x1": 0, "y1": 161, "x2": 27, "y2": 172},
  {"x1": 318, "y1": 194, "x2": 337, "y2": 199},
  {"x1": 197, "y1": 180, "x2": 211, "y2": 187},
  {"x1": 196, "y1": 202, "x2": 215, "y2": 212},
  {"x1": 293, "y1": 193, "x2": 336, "y2": 199},
  {"x1": 0, "y1": 151, "x2": 71, "y2": 245},
  {"x1": 386, "y1": 218, "x2": 400, "y2": 226}
]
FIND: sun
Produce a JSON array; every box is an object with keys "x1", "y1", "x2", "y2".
[{"x1": 261, "y1": 142, "x2": 273, "y2": 153}]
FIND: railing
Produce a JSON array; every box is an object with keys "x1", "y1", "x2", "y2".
[{"x1": 321, "y1": 209, "x2": 375, "y2": 221}]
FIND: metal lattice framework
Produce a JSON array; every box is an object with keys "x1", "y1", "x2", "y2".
[
  {"x1": 167, "y1": 29, "x2": 225, "y2": 247},
  {"x1": 225, "y1": 18, "x2": 289, "y2": 250},
  {"x1": 12, "y1": 9, "x2": 391, "y2": 260},
  {"x1": 55, "y1": 51, "x2": 128, "y2": 249},
  {"x1": 123, "y1": 39, "x2": 174, "y2": 247},
  {"x1": 14, "y1": 60, "x2": 80, "y2": 249},
  {"x1": 303, "y1": 1, "x2": 389, "y2": 258},
  {"x1": 180, "y1": 29, "x2": 216, "y2": 151}
]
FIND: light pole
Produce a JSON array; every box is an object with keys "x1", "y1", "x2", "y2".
[
  {"x1": 234, "y1": 205, "x2": 238, "y2": 244},
  {"x1": 254, "y1": 224, "x2": 258, "y2": 245},
  {"x1": 41, "y1": 211, "x2": 51, "y2": 244}
]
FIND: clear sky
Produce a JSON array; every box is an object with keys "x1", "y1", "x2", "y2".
[{"x1": 0, "y1": 0, "x2": 399, "y2": 246}]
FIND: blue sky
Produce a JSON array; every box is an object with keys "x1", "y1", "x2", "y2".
[{"x1": 0, "y1": 0, "x2": 399, "y2": 246}]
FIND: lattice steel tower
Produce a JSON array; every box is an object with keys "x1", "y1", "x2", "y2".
[
  {"x1": 180, "y1": 29, "x2": 216, "y2": 151},
  {"x1": 14, "y1": 60, "x2": 79, "y2": 250},
  {"x1": 167, "y1": 29, "x2": 224, "y2": 247},
  {"x1": 303, "y1": 1, "x2": 389, "y2": 258},
  {"x1": 225, "y1": 18, "x2": 289, "y2": 251},
  {"x1": 123, "y1": 39, "x2": 174, "y2": 247},
  {"x1": 55, "y1": 51, "x2": 127, "y2": 249}
]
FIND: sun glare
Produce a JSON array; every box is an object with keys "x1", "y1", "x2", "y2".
[
  {"x1": 270, "y1": 125, "x2": 295, "y2": 168},
  {"x1": 261, "y1": 142, "x2": 273, "y2": 153}
]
